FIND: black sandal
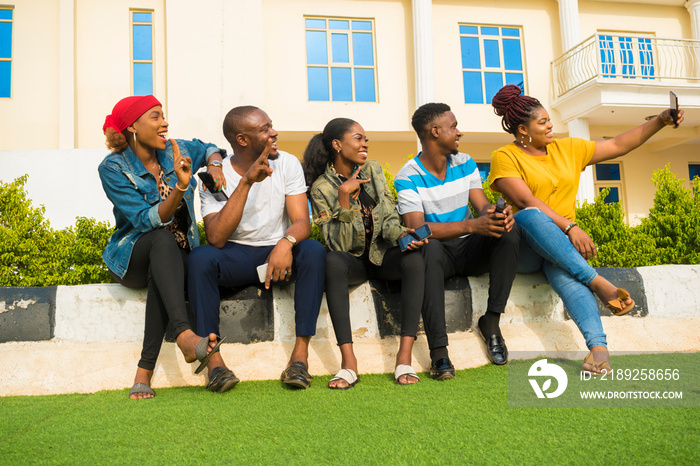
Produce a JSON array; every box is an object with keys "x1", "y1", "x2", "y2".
[{"x1": 281, "y1": 361, "x2": 313, "y2": 389}]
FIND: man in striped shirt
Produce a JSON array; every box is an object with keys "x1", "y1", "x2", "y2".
[{"x1": 395, "y1": 103, "x2": 520, "y2": 376}]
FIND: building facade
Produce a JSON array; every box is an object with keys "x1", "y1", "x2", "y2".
[{"x1": 1, "y1": 0, "x2": 699, "y2": 227}]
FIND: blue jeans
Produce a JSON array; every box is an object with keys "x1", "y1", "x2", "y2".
[
  {"x1": 514, "y1": 208, "x2": 607, "y2": 349},
  {"x1": 187, "y1": 239, "x2": 326, "y2": 337}
]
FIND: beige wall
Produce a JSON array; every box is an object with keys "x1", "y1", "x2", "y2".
[
  {"x1": 0, "y1": 0, "x2": 59, "y2": 150},
  {"x1": 262, "y1": 0, "x2": 414, "y2": 133},
  {"x1": 75, "y1": 0, "x2": 166, "y2": 149},
  {"x1": 1, "y1": 0, "x2": 698, "y2": 225},
  {"x1": 432, "y1": 0, "x2": 563, "y2": 136},
  {"x1": 580, "y1": 1, "x2": 688, "y2": 39}
]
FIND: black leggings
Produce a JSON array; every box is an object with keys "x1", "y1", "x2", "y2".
[
  {"x1": 325, "y1": 247, "x2": 425, "y2": 346},
  {"x1": 109, "y1": 229, "x2": 191, "y2": 371}
]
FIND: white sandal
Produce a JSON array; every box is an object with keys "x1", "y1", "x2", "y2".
[
  {"x1": 394, "y1": 364, "x2": 420, "y2": 385},
  {"x1": 328, "y1": 368, "x2": 359, "y2": 390}
]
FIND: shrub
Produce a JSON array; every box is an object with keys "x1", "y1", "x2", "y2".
[
  {"x1": 638, "y1": 166, "x2": 700, "y2": 264},
  {"x1": 575, "y1": 189, "x2": 660, "y2": 267},
  {"x1": 574, "y1": 165, "x2": 698, "y2": 266},
  {"x1": 0, "y1": 175, "x2": 113, "y2": 286}
]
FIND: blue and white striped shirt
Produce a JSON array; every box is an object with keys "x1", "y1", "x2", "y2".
[{"x1": 395, "y1": 152, "x2": 482, "y2": 224}]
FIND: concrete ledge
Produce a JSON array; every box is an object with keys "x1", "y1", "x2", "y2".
[{"x1": 1, "y1": 265, "x2": 699, "y2": 396}]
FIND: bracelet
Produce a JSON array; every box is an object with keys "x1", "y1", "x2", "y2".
[
  {"x1": 175, "y1": 183, "x2": 188, "y2": 192},
  {"x1": 207, "y1": 160, "x2": 223, "y2": 169},
  {"x1": 565, "y1": 222, "x2": 578, "y2": 235}
]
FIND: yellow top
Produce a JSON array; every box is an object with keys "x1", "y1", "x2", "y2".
[{"x1": 489, "y1": 138, "x2": 595, "y2": 221}]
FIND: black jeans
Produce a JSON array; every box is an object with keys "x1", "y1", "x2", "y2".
[
  {"x1": 420, "y1": 225, "x2": 521, "y2": 349},
  {"x1": 325, "y1": 247, "x2": 425, "y2": 346},
  {"x1": 109, "y1": 229, "x2": 191, "y2": 371}
]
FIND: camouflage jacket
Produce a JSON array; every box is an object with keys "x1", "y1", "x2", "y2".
[{"x1": 310, "y1": 160, "x2": 406, "y2": 265}]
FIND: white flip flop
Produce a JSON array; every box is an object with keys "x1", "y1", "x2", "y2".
[
  {"x1": 394, "y1": 364, "x2": 420, "y2": 385},
  {"x1": 328, "y1": 368, "x2": 359, "y2": 390}
]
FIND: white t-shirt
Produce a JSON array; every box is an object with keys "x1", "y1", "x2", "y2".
[{"x1": 199, "y1": 150, "x2": 307, "y2": 246}]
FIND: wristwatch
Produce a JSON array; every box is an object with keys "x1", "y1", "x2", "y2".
[
  {"x1": 207, "y1": 160, "x2": 223, "y2": 169},
  {"x1": 283, "y1": 235, "x2": 297, "y2": 247}
]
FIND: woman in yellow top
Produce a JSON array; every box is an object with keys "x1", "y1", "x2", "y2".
[{"x1": 489, "y1": 84, "x2": 682, "y2": 373}]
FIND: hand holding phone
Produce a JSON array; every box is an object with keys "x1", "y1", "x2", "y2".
[
  {"x1": 495, "y1": 196, "x2": 506, "y2": 214},
  {"x1": 669, "y1": 91, "x2": 679, "y2": 127},
  {"x1": 399, "y1": 224, "x2": 432, "y2": 252},
  {"x1": 256, "y1": 263, "x2": 268, "y2": 283},
  {"x1": 198, "y1": 172, "x2": 228, "y2": 202}
]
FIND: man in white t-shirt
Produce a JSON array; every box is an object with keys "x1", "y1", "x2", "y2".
[{"x1": 188, "y1": 106, "x2": 325, "y2": 392}]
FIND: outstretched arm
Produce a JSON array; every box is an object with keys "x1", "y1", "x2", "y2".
[{"x1": 589, "y1": 108, "x2": 683, "y2": 165}]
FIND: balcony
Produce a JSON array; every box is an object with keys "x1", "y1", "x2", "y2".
[{"x1": 551, "y1": 34, "x2": 700, "y2": 132}]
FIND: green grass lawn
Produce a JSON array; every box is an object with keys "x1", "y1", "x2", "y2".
[{"x1": 1, "y1": 355, "x2": 697, "y2": 465}]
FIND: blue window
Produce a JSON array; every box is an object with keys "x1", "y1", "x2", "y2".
[
  {"x1": 598, "y1": 34, "x2": 655, "y2": 80},
  {"x1": 476, "y1": 162, "x2": 491, "y2": 183},
  {"x1": 459, "y1": 24, "x2": 525, "y2": 104},
  {"x1": 305, "y1": 17, "x2": 377, "y2": 102},
  {"x1": 594, "y1": 163, "x2": 625, "y2": 207},
  {"x1": 0, "y1": 8, "x2": 13, "y2": 98},
  {"x1": 131, "y1": 11, "x2": 153, "y2": 96},
  {"x1": 689, "y1": 164, "x2": 700, "y2": 182},
  {"x1": 690, "y1": 164, "x2": 700, "y2": 194}
]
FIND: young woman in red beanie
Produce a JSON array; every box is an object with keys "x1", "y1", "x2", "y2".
[{"x1": 99, "y1": 95, "x2": 238, "y2": 398}]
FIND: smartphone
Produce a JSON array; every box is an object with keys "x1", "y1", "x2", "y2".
[
  {"x1": 256, "y1": 263, "x2": 268, "y2": 283},
  {"x1": 398, "y1": 224, "x2": 432, "y2": 252},
  {"x1": 495, "y1": 196, "x2": 506, "y2": 214},
  {"x1": 669, "y1": 91, "x2": 679, "y2": 126},
  {"x1": 197, "y1": 172, "x2": 228, "y2": 201}
]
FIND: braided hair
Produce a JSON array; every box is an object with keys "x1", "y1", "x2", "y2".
[
  {"x1": 302, "y1": 117, "x2": 357, "y2": 193},
  {"x1": 491, "y1": 85, "x2": 543, "y2": 137}
]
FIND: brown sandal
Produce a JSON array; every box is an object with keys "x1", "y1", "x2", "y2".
[
  {"x1": 582, "y1": 351, "x2": 612, "y2": 374},
  {"x1": 605, "y1": 288, "x2": 635, "y2": 316}
]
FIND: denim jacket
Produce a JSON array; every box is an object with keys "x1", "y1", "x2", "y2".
[
  {"x1": 98, "y1": 139, "x2": 225, "y2": 278},
  {"x1": 310, "y1": 160, "x2": 406, "y2": 265}
]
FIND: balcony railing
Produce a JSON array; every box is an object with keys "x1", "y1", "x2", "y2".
[{"x1": 552, "y1": 34, "x2": 700, "y2": 98}]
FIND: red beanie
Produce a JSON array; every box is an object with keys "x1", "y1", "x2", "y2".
[{"x1": 103, "y1": 95, "x2": 162, "y2": 134}]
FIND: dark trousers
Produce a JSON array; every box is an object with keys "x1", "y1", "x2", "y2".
[
  {"x1": 187, "y1": 239, "x2": 326, "y2": 337},
  {"x1": 109, "y1": 229, "x2": 191, "y2": 371},
  {"x1": 325, "y1": 247, "x2": 425, "y2": 346},
  {"x1": 421, "y1": 225, "x2": 521, "y2": 349}
]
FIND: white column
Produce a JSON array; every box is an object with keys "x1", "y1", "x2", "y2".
[
  {"x1": 686, "y1": 0, "x2": 700, "y2": 40},
  {"x1": 557, "y1": 0, "x2": 581, "y2": 51},
  {"x1": 58, "y1": 0, "x2": 75, "y2": 149},
  {"x1": 412, "y1": 0, "x2": 434, "y2": 107},
  {"x1": 569, "y1": 118, "x2": 595, "y2": 204},
  {"x1": 557, "y1": 1, "x2": 593, "y2": 203}
]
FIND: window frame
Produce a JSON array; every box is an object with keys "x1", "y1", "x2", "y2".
[
  {"x1": 458, "y1": 23, "x2": 527, "y2": 105},
  {"x1": 304, "y1": 16, "x2": 378, "y2": 103},
  {"x1": 597, "y1": 30, "x2": 656, "y2": 80},
  {"x1": 476, "y1": 161, "x2": 491, "y2": 184},
  {"x1": 689, "y1": 163, "x2": 700, "y2": 194},
  {"x1": 593, "y1": 162, "x2": 628, "y2": 219},
  {"x1": 0, "y1": 6, "x2": 13, "y2": 99},
  {"x1": 130, "y1": 9, "x2": 155, "y2": 96}
]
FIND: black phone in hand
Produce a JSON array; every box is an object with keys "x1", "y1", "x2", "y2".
[
  {"x1": 495, "y1": 197, "x2": 506, "y2": 213},
  {"x1": 197, "y1": 172, "x2": 228, "y2": 201},
  {"x1": 670, "y1": 91, "x2": 679, "y2": 126},
  {"x1": 399, "y1": 224, "x2": 432, "y2": 252}
]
